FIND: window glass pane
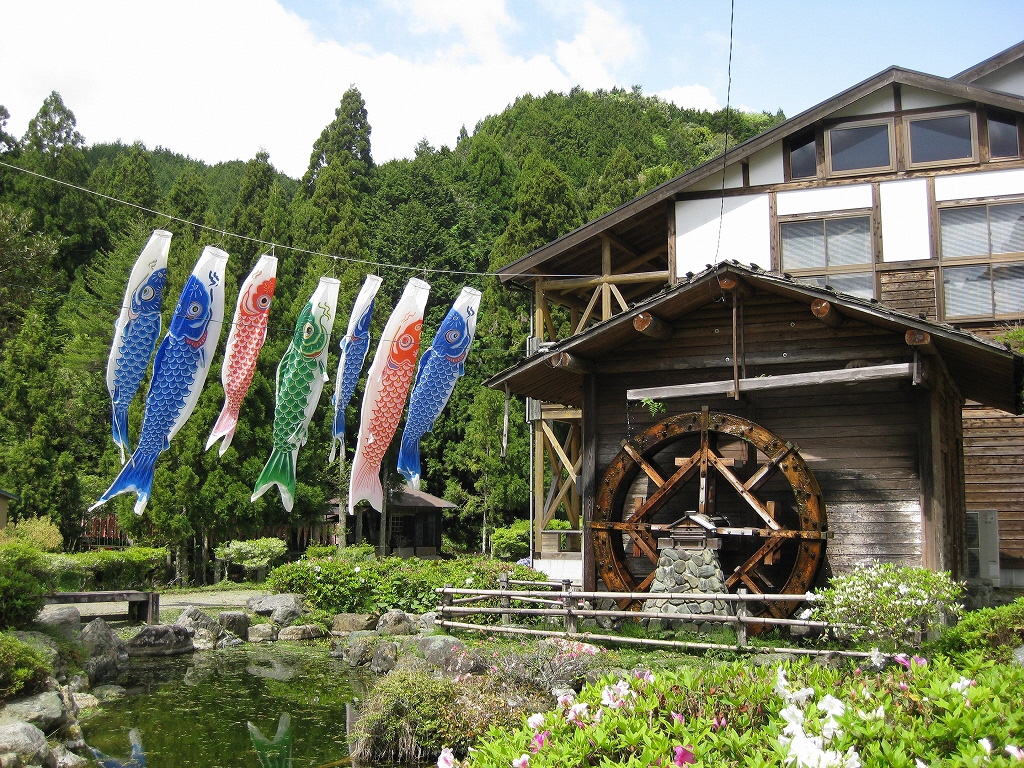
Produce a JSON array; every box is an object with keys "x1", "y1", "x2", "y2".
[
  {"x1": 943, "y1": 264, "x2": 992, "y2": 317},
  {"x1": 790, "y1": 135, "x2": 816, "y2": 178},
  {"x1": 940, "y1": 206, "x2": 989, "y2": 258},
  {"x1": 989, "y1": 114, "x2": 1020, "y2": 159},
  {"x1": 993, "y1": 263, "x2": 1024, "y2": 314},
  {"x1": 781, "y1": 221, "x2": 826, "y2": 269},
  {"x1": 825, "y1": 272, "x2": 874, "y2": 299},
  {"x1": 909, "y1": 114, "x2": 973, "y2": 164},
  {"x1": 825, "y1": 217, "x2": 872, "y2": 266},
  {"x1": 830, "y1": 124, "x2": 891, "y2": 172},
  {"x1": 989, "y1": 203, "x2": 1024, "y2": 254}
]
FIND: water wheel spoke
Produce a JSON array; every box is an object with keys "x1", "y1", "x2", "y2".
[
  {"x1": 725, "y1": 538, "x2": 785, "y2": 589},
  {"x1": 617, "y1": 570, "x2": 657, "y2": 610},
  {"x1": 631, "y1": 448, "x2": 701, "y2": 523},
  {"x1": 621, "y1": 441, "x2": 666, "y2": 487},
  {"x1": 632, "y1": 528, "x2": 660, "y2": 564},
  {"x1": 708, "y1": 453, "x2": 781, "y2": 530},
  {"x1": 742, "y1": 443, "x2": 794, "y2": 493}
]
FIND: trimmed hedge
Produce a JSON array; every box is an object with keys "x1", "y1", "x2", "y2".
[
  {"x1": 926, "y1": 597, "x2": 1024, "y2": 664},
  {"x1": 0, "y1": 544, "x2": 48, "y2": 629},
  {"x1": 266, "y1": 554, "x2": 540, "y2": 616},
  {"x1": 0, "y1": 634, "x2": 51, "y2": 703}
]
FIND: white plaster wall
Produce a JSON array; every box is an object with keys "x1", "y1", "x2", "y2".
[
  {"x1": 974, "y1": 58, "x2": 1024, "y2": 98},
  {"x1": 688, "y1": 163, "x2": 745, "y2": 192},
  {"x1": 831, "y1": 87, "x2": 895, "y2": 118},
  {"x1": 880, "y1": 179, "x2": 931, "y2": 262},
  {"x1": 899, "y1": 86, "x2": 967, "y2": 110},
  {"x1": 935, "y1": 168, "x2": 1024, "y2": 201},
  {"x1": 776, "y1": 185, "x2": 873, "y2": 216},
  {"x1": 532, "y1": 556, "x2": 583, "y2": 584},
  {"x1": 748, "y1": 142, "x2": 785, "y2": 186},
  {"x1": 675, "y1": 195, "x2": 771, "y2": 277}
]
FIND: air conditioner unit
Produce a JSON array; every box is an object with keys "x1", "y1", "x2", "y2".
[{"x1": 965, "y1": 510, "x2": 1000, "y2": 587}]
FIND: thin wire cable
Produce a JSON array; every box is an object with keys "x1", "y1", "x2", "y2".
[
  {"x1": 712, "y1": 0, "x2": 736, "y2": 266},
  {"x1": 0, "y1": 159, "x2": 597, "y2": 279}
]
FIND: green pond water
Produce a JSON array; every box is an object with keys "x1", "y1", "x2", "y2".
[{"x1": 80, "y1": 643, "x2": 369, "y2": 768}]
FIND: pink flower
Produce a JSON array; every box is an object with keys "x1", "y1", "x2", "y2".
[
  {"x1": 512, "y1": 755, "x2": 530, "y2": 768},
  {"x1": 899, "y1": 682, "x2": 909, "y2": 691},
  {"x1": 530, "y1": 731, "x2": 550, "y2": 753},
  {"x1": 712, "y1": 714, "x2": 727, "y2": 731},
  {"x1": 671, "y1": 711, "x2": 685, "y2": 726},
  {"x1": 634, "y1": 669, "x2": 655, "y2": 683},
  {"x1": 673, "y1": 745, "x2": 696, "y2": 766},
  {"x1": 893, "y1": 654, "x2": 912, "y2": 670},
  {"x1": 527, "y1": 713, "x2": 545, "y2": 731},
  {"x1": 1006, "y1": 745, "x2": 1024, "y2": 761},
  {"x1": 437, "y1": 747, "x2": 456, "y2": 768},
  {"x1": 912, "y1": 656, "x2": 927, "y2": 667},
  {"x1": 557, "y1": 693, "x2": 575, "y2": 708},
  {"x1": 567, "y1": 703, "x2": 589, "y2": 724}
]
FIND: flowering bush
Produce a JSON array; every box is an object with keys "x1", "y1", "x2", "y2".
[
  {"x1": 214, "y1": 537, "x2": 287, "y2": 578},
  {"x1": 926, "y1": 597, "x2": 1024, "y2": 664},
  {"x1": 460, "y1": 653, "x2": 1024, "y2": 768},
  {"x1": 812, "y1": 563, "x2": 963, "y2": 649},
  {"x1": 0, "y1": 516, "x2": 63, "y2": 552}
]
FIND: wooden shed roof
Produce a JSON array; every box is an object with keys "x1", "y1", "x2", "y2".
[
  {"x1": 496, "y1": 62, "x2": 1024, "y2": 287},
  {"x1": 486, "y1": 263, "x2": 1024, "y2": 414},
  {"x1": 0, "y1": 489, "x2": 18, "y2": 501}
]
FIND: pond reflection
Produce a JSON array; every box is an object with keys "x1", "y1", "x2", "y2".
[{"x1": 82, "y1": 644, "x2": 367, "y2": 768}]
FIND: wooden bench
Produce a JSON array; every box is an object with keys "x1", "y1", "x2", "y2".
[{"x1": 44, "y1": 591, "x2": 160, "y2": 624}]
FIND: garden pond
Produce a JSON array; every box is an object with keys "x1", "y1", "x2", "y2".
[{"x1": 80, "y1": 643, "x2": 369, "y2": 768}]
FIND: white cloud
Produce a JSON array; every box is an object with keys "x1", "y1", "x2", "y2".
[
  {"x1": 0, "y1": 0, "x2": 645, "y2": 178},
  {"x1": 657, "y1": 84, "x2": 721, "y2": 112}
]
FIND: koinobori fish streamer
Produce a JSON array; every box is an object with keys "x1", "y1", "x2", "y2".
[
  {"x1": 106, "y1": 229, "x2": 171, "y2": 463},
  {"x1": 252, "y1": 277, "x2": 340, "y2": 512},
  {"x1": 206, "y1": 253, "x2": 278, "y2": 456},
  {"x1": 329, "y1": 274, "x2": 383, "y2": 462},
  {"x1": 397, "y1": 286, "x2": 480, "y2": 490},
  {"x1": 92, "y1": 246, "x2": 229, "y2": 515},
  {"x1": 348, "y1": 277, "x2": 430, "y2": 514}
]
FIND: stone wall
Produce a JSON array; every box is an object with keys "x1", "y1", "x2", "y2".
[{"x1": 646, "y1": 548, "x2": 730, "y2": 632}]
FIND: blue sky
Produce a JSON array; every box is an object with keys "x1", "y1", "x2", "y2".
[{"x1": 1, "y1": 1, "x2": 1021, "y2": 178}]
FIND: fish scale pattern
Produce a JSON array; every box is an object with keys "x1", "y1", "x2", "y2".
[
  {"x1": 222, "y1": 316, "x2": 268, "y2": 414},
  {"x1": 362, "y1": 360, "x2": 417, "y2": 466},
  {"x1": 272, "y1": 350, "x2": 321, "y2": 451},
  {"x1": 136, "y1": 339, "x2": 204, "y2": 453},
  {"x1": 112, "y1": 312, "x2": 161, "y2": 418}
]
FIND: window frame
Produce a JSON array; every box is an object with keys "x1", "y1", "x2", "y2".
[
  {"x1": 986, "y1": 111, "x2": 1022, "y2": 162},
  {"x1": 904, "y1": 109, "x2": 979, "y2": 170},
  {"x1": 936, "y1": 195, "x2": 1024, "y2": 321},
  {"x1": 778, "y1": 209, "x2": 877, "y2": 298},
  {"x1": 824, "y1": 118, "x2": 896, "y2": 178},
  {"x1": 786, "y1": 131, "x2": 818, "y2": 181}
]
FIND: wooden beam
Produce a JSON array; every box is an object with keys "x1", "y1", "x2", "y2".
[
  {"x1": 602, "y1": 231, "x2": 640, "y2": 259},
  {"x1": 541, "y1": 420, "x2": 579, "y2": 483},
  {"x1": 538, "y1": 271, "x2": 670, "y2": 292},
  {"x1": 906, "y1": 329, "x2": 937, "y2": 355},
  {"x1": 633, "y1": 311, "x2": 673, "y2": 340},
  {"x1": 609, "y1": 283, "x2": 630, "y2": 313},
  {"x1": 718, "y1": 273, "x2": 754, "y2": 299},
  {"x1": 575, "y1": 286, "x2": 602, "y2": 334},
  {"x1": 621, "y1": 441, "x2": 666, "y2": 487},
  {"x1": 627, "y1": 362, "x2": 915, "y2": 401},
  {"x1": 541, "y1": 405, "x2": 582, "y2": 420},
  {"x1": 811, "y1": 298, "x2": 844, "y2": 328},
  {"x1": 548, "y1": 351, "x2": 594, "y2": 374},
  {"x1": 601, "y1": 237, "x2": 612, "y2": 322}
]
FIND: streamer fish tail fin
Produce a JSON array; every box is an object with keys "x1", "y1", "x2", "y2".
[
  {"x1": 111, "y1": 405, "x2": 130, "y2": 465},
  {"x1": 396, "y1": 433, "x2": 421, "y2": 491},
  {"x1": 90, "y1": 449, "x2": 160, "y2": 516},
  {"x1": 206, "y1": 405, "x2": 239, "y2": 456},
  {"x1": 251, "y1": 448, "x2": 296, "y2": 512},
  {"x1": 348, "y1": 458, "x2": 383, "y2": 515}
]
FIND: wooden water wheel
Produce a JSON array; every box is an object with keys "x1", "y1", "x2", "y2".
[{"x1": 591, "y1": 408, "x2": 828, "y2": 618}]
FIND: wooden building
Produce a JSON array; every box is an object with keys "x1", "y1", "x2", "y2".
[
  {"x1": 0, "y1": 489, "x2": 17, "y2": 530},
  {"x1": 489, "y1": 40, "x2": 1024, "y2": 590}
]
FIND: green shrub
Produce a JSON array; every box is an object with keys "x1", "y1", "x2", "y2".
[
  {"x1": 490, "y1": 518, "x2": 571, "y2": 561},
  {"x1": 304, "y1": 542, "x2": 376, "y2": 562},
  {"x1": 0, "y1": 516, "x2": 63, "y2": 552},
  {"x1": 0, "y1": 543, "x2": 49, "y2": 630},
  {"x1": 304, "y1": 544, "x2": 337, "y2": 560},
  {"x1": 926, "y1": 596, "x2": 1024, "y2": 663},
  {"x1": 266, "y1": 555, "x2": 540, "y2": 616},
  {"x1": 0, "y1": 634, "x2": 51, "y2": 703},
  {"x1": 813, "y1": 562, "x2": 963, "y2": 650},
  {"x1": 39, "y1": 547, "x2": 168, "y2": 590},
  {"x1": 215, "y1": 537, "x2": 287, "y2": 578}
]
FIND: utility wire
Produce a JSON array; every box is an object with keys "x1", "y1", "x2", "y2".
[
  {"x1": 0, "y1": 159, "x2": 596, "y2": 280},
  {"x1": 712, "y1": 0, "x2": 736, "y2": 265}
]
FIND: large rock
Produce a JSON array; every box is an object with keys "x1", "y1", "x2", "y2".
[
  {"x1": 246, "y1": 594, "x2": 306, "y2": 627},
  {"x1": 91, "y1": 685, "x2": 126, "y2": 702},
  {"x1": 51, "y1": 743, "x2": 88, "y2": 768},
  {"x1": 80, "y1": 619, "x2": 128, "y2": 685},
  {"x1": 247, "y1": 624, "x2": 277, "y2": 643},
  {"x1": 343, "y1": 631, "x2": 378, "y2": 667},
  {"x1": 417, "y1": 636, "x2": 485, "y2": 676},
  {"x1": 35, "y1": 606, "x2": 81, "y2": 640},
  {"x1": 0, "y1": 692, "x2": 67, "y2": 732},
  {"x1": 70, "y1": 693, "x2": 99, "y2": 711},
  {"x1": 175, "y1": 607, "x2": 224, "y2": 638},
  {"x1": 1014, "y1": 645, "x2": 1024, "y2": 667},
  {"x1": 218, "y1": 611, "x2": 250, "y2": 638},
  {"x1": 0, "y1": 722, "x2": 53, "y2": 768},
  {"x1": 418, "y1": 612, "x2": 438, "y2": 632},
  {"x1": 125, "y1": 625, "x2": 194, "y2": 657},
  {"x1": 10, "y1": 632, "x2": 65, "y2": 683},
  {"x1": 332, "y1": 613, "x2": 376, "y2": 633},
  {"x1": 369, "y1": 642, "x2": 398, "y2": 674},
  {"x1": 277, "y1": 624, "x2": 325, "y2": 641},
  {"x1": 376, "y1": 609, "x2": 415, "y2": 636}
]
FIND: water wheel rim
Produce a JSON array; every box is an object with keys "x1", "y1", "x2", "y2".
[{"x1": 592, "y1": 409, "x2": 827, "y2": 617}]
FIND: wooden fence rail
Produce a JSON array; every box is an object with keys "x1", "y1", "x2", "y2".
[{"x1": 435, "y1": 576, "x2": 867, "y2": 657}]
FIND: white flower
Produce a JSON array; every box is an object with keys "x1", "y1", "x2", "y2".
[
  {"x1": 869, "y1": 648, "x2": 885, "y2": 667},
  {"x1": 818, "y1": 695, "x2": 845, "y2": 718},
  {"x1": 527, "y1": 713, "x2": 545, "y2": 730},
  {"x1": 979, "y1": 738, "x2": 992, "y2": 755},
  {"x1": 844, "y1": 746, "x2": 862, "y2": 768},
  {"x1": 512, "y1": 754, "x2": 530, "y2": 768},
  {"x1": 820, "y1": 716, "x2": 842, "y2": 743},
  {"x1": 557, "y1": 693, "x2": 575, "y2": 708},
  {"x1": 437, "y1": 747, "x2": 456, "y2": 768},
  {"x1": 950, "y1": 676, "x2": 974, "y2": 693},
  {"x1": 775, "y1": 667, "x2": 791, "y2": 699},
  {"x1": 915, "y1": 760, "x2": 929, "y2": 768},
  {"x1": 790, "y1": 687, "x2": 816, "y2": 706},
  {"x1": 353, "y1": 566, "x2": 361, "y2": 573},
  {"x1": 566, "y1": 703, "x2": 589, "y2": 724}
]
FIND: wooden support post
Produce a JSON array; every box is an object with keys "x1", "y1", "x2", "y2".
[
  {"x1": 667, "y1": 201, "x2": 677, "y2": 285},
  {"x1": 633, "y1": 312, "x2": 673, "y2": 340},
  {"x1": 499, "y1": 572, "x2": 511, "y2": 625},
  {"x1": 811, "y1": 299, "x2": 844, "y2": 328},
  {"x1": 534, "y1": 420, "x2": 545, "y2": 554},
  {"x1": 601, "y1": 237, "x2": 612, "y2": 321},
  {"x1": 736, "y1": 588, "x2": 748, "y2": 647},
  {"x1": 548, "y1": 351, "x2": 594, "y2": 374},
  {"x1": 443, "y1": 584, "x2": 454, "y2": 614},
  {"x1": 563, "y1": 579, "x2": 578, "y2": 634}
]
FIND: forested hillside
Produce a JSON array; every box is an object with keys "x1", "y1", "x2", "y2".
[{"x1": 0, "y1": 87, "x2": 783, "y2": 555}]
